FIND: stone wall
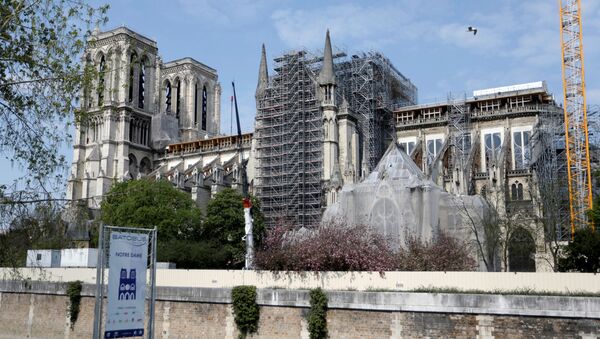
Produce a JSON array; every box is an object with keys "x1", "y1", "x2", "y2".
[{"x1": 1, "y1": 281, "x2": 599, "y2": 338}]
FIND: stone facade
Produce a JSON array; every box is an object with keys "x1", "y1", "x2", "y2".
[
  {"x1": 66, "y1": 27, "x2": 253, "y2": 212},
  {"x1": 393, "y1": 82, "x2": 565, "y2": 272}
]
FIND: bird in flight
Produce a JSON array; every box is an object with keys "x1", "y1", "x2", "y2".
[{"x1": 468, "y1": 26, "x2": 478, "y2": 35}]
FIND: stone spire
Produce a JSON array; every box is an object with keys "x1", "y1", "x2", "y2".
[
  {"x1": 318, "y1": 30, "x2": 336, "y2": 86},
  {"x1": 256, "y1": 44, "x2": 268, "y2": 97}
]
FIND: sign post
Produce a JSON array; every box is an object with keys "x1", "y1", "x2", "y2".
[
  {"x1": 104, "y1": 231, "x2": 148, "y2": 338},
  {"x1": 93, "y1": 225, "x2": 157, "y2": 339},
  {"x1": 243, "y1": 198, "x2": 254, "y2": 269}
]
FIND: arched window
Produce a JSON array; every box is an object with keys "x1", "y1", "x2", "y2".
[
  {"x1": 194, "y1": 83, "x2": 199, "y2": 125},
  {"x1": 138, "y1": 57, "x2": 146, "y2": 109},
  {"x1": 176, "y1": 79, "x2": 181, "y2": 119},
  {"x1": 140, "y1": 157, "x2": 152, "y2": 176},
  {"x1": 128, "y1": 153, "x2": 138, "y2": 179},
  {"x1": 508, "y1": 227, "x2": 536, "y2": 272},
  {"x1": 202, "y1": 85, "x2": 207, "y2": 130},
  {"x1": 481, "y1": 185, "x2": 487, "y2": 198},
  {"x1": 512, "y1": 181, "x2": 524, "y2": 200},
  {"x1": 517, "y1": 183, "x2": 523, "y2": 200},
  {"x1": 128, "y1": 118, "x2": 135, "y2": 142},
  {"x1": 165, "y1": 81, "x2": 172, "y2": 113},
  {"x1": 128, "y1": 53, "x2": 137, "y2": 103},
  {"x1": 97, "y1": 55, "x2": 106, "y2": 105},
  {"x1": 84, "y1": 54, "x2": 92, "y2": 108}
]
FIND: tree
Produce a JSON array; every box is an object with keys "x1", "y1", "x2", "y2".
[
  {"x1": 101, "y1": 179, "x2": 221, "y2": 268},
  {"x1": 0, "y1": 0, "x2": 108, "y2": 185},
  {"x1": 457, "y1": 195, "x2": 502, "y2": 271},
  {"x1": 558, "y1": 227, "x2": 600, "y2": 273},
  {"x1": 203, "y1": 188, "x2": 265, "y2": 268},
  {"x1": 396, "y1": 232, "x2": 477, "y2": 271},
  {"x1": 0, "y1": 202, "x2": 70, "y2": 267},
  {"x1": 101, "y1": 179, "x2": 203, "y2": 240},
  {"x1": 457, "y1": 188, "x2": 533, "y2": 272},
  {"x1": 255, "y1": 222, "x2": 397, "y2": 272}
]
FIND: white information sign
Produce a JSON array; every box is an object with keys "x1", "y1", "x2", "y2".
[{"x1": 104, "y1": 232, "x2": 148, "y2": 338}]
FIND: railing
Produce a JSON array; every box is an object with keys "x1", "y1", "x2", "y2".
[
  {"x1": 507, "y1": 168, "x2": 532, "y2": 176},
  {"x1": 473, "y1": 172, "x2": 489, "y2": 179},
  {"x1": 167, "y1": 133, "x2": 253, "y2": 154},
  {"x1": 395, "y1": 104, "x2": 558, "y2": 127},
  {"x1": 396, "y1": 115, "x2": 449, "y2": 127}
]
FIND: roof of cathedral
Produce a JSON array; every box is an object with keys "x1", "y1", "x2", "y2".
[
  {"x1": 363, "y1": 141, "x2": 428, "y2": 187},
  {"x1": 317, "y1": 30, "x2": 336, "y2": 86},
  {"x1": 256, "y1": 44, "x2": 269, "y2": 96},
  {"x1": 163, "y1": 57, "x2": 217, "y2": 75},
  {"x1": 91, "y1": 26, "x2": 157, "y2": 48}
]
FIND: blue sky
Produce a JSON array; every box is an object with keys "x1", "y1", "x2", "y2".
[{"x1": 2, "y1": 0, "x2": 600, "y2": 188}]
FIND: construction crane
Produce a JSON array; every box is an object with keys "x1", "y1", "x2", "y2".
[{"x1": 558, "y1": 0, "x2": 594, "y2": 235}]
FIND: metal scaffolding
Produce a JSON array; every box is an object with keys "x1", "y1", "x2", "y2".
[
  {"x1": 447, "y1": 92, "x2": 472, "y2": 195},
  {"x1": 531, "y1": 106, "x2": 570, "y2": 241},
  {"x1": 255, "y1": 49, "x2": 417, "y2": 228},
  {"x1": 337, "y1": 52, "x2": 417, "y2": 171}
]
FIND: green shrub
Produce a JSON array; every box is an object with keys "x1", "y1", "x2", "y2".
[
  {"x1": 308, "y1": 288, "x2": 328, "y2": 339},
  {"x1": 231, "y1": 285, "x2": 260, "y2": 339},
  {"x1": 66, "y1": 280, "x2": 83, "y2": 329}
]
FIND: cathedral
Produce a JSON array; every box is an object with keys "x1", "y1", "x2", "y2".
[
  {"x1": 66, "y1": 27, "x2": 565, "y2": 272},
  {"x1": 66, "y1": 27, "x2": 249, "y2": 210},
  {"x1": 68, "y1": 27, "x2": 418, "y2": 223}
]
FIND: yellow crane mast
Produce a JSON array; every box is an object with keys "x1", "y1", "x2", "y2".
[{"x1": 558, "y1": 0, "x2": 594, "y2": 234}]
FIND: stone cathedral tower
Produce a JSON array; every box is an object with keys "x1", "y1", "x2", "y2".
[
  {"x1": 67, "y1": 27, "x2": 221, "y2": 209},
  {"x1": 318, "y1": 30, "x2": 360, "y2": 206},
  {"x1": 319, "y1": 31, "x2": 342, "y2": 205}
]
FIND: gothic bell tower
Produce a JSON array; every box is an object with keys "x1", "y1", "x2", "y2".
[{"x1": 318, "y1": 30, "x2": 341, "y2": 205}]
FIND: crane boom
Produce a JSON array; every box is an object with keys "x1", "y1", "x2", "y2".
[{"x1": 558, "y1": 0, "x2": 593, "y2": 235}]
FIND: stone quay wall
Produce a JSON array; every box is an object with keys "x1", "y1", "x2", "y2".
[{"x1": 1, "y1": 280, "x2": 600, "y2": 338}]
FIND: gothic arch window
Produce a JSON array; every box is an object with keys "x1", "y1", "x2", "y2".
[
  {"x1": 202, "y1": 85, "x2": 207, "y2": 130},
  {"x1": 85, "y1": 54, "x2": 92, "y2": 108},
  {"x1": 513, "y1": 130, "x2": 531, "y2": 169},
  {"x1": 517, "y1": 182, "x2": 523, "y2": 200},
  {"x1": 484, "y1": 132, "x2": 502, "y2": 168},
  {"x1": 369, "y1": 197, "x2": 399, "y2": 241},
  {"x1": 508, "y1": 227, "x2": 536, "y2": 272},
  {"x1": 140, "y1": 157, "x2": 152, "y2": 176},
  {"x1": 128, "y1": 52, "x2": 138, "y2": 103},
  {"x1": 426, "y1": 138, "x2": 443, "y2": 166},
  {"x1": 129, "y1": 117, "x2": 135, "y2": 142},
  {"x1": 97, "y1": 55, "x2": 106, "y2": 106},
  {"x1": 175, "y1": 78, "x2": 182, "y2": 119},
  {"x1": 481, "y1": 185, "x2": 487, "y2": 198},
  {"x1": 138, "y1": 56, "x2": 147, "y2": 109},
  {"x1": 128, "y1": 153, "x2": 138, "y2": 179},
  {"x1": 194, "y1": 82, "x2": 199, "y2": 126},
  {"x1": 165, "y1": 81, "x2": 172, "y2": 113},
  {"x1": 511, "y1": 181, "x2": 524, "y2": 200}
]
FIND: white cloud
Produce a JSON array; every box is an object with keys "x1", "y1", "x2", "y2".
[
  {"x1": 435, "y1": 0, "x2": 565, "y2": 71},
  {"x1": 270, "y1": 2, "x2": 435, "y2": 49}
]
